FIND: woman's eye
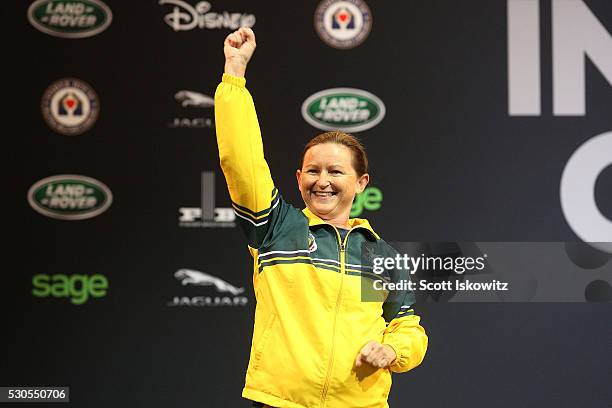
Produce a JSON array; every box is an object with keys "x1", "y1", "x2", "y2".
[
  {"x1": 330, "y1": 170, "x2": 342, "y2": 175},
  {"x1": 306, "y1": 169, "x2": 317, "y2": 174}
]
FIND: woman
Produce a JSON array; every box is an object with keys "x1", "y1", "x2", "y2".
[{"x1": 215, "y1": 27, "x2": 428, "y2": 408}]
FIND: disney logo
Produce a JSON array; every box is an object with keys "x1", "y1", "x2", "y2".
[{"x1": 159, "y1": 0, "x2": 255, "y2": 31}]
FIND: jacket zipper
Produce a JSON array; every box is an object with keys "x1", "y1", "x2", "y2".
[{"x1": 320, "y1": 226, "x2": 353, "y2": 407}]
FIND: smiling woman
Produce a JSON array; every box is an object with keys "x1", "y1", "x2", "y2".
[
  {"x1": 214, "y1": 27, "x2": 428, "y2": 408},
  {"x1": 297, "y1": 132, "x2": 369, "y2": 229}
]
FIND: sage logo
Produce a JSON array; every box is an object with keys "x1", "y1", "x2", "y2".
[
  {"x1": 159, "y1": 0, "x2": 255, "y2": 31},
  {"x1": 351, "y1": 186, "x2": 382, "y2": 217},
  {"x1": 179, "y1": 171, "x2": 235, "y2": 228},
  {"x1": 301, "y1": 88, "x2": 386, "y2": 133},
  {"x1": 41, "y1": 78, "x2": 99, "y2": 136},
  {"x1": 314, "y1": 0, "x2": 372, "y2": 49},
  {"x1": 28, "y1": 0, "x2": 113, "y2": 39},
  {"x1": 28, "y1": 175, "x2": 113, "y2": 220},
  {"x1": 32, "y1": 274, "x2": 108, "y2": 305},
  {"x1": 168, "y1": 269, "x2": 248, "y2": 307}
]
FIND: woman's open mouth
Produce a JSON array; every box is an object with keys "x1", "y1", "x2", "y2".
[{"x1": 312, "y1": 191, "x2": 337, "y2": 198}]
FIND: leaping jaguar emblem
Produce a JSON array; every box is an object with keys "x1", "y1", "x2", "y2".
[
  {"x1": 174, "y1": 90, "x2": 214, "y2": 108},
  {"x1": 174, "y1": 269, "x2": 244, "y2": 295}
]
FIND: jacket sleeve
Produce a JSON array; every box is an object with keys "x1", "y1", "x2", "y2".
[
  {"x1": 382, "y1": 313, "x2": 428, "y2": 373},
  {"x1": 214, "y1": 73, "x2": 279, "y2": 248},
  {"x1": 380, "y1": 248, "x2": 428, "y2": 373}
]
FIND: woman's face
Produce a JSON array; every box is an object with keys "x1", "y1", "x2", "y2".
[{"x1": 296, "y1": 143, "x2": 369, "y2": 225}]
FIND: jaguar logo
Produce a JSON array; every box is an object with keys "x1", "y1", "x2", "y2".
[
  {"x1": 175, "y1": 90, "x2": 214, "y2": 108},
  {"x1": 174, "y1": 269, "x2": 244, "y2": 295}
]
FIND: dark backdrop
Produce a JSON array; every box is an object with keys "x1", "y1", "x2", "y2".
[{"x1": 5, "y1": 1, "x2": 611, "y2": 407}]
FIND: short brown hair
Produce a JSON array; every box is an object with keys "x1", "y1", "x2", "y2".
[{"x1": 299, "y1": 131, "x2": 368, "y2": 176}]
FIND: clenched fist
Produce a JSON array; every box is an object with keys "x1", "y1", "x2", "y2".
[
  {"x1": 355, "y1": 341, "x2": 397, "y2": 369},
  {"x1": 224, "y1": 27, "x2": 256, "y2": 78}
]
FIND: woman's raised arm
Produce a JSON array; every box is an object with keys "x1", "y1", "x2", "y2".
[{"x1": 214, "y1": 28, "x2": 279, "y2": 248}]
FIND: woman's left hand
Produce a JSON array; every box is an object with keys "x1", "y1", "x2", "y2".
[{"x1": 355, "y1": 341, "x2": 396, "y2": 369}]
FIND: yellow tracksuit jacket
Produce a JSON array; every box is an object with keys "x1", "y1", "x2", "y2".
[{"x1": 215, "y1": 73, "x2": 428, "y2": 408}]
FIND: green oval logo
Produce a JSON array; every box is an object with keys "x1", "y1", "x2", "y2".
[
  {"x1": 28, "y1": 0, "x2": 113, "y2": 39},
  {"x1": 28, "y1": 175, "x2": 113, "y2": 220},
  {"x1": 301, "y1": 88, "x2": 386, "y2": 132}
]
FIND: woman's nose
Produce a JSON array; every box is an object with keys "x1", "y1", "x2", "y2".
[{"x1": 317, "y1": 172, "x2": 331, "y2": 188}]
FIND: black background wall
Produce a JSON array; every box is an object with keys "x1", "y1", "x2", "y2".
[{"x1": 5, "y1": 0, "x2": 611, "y2": 407}]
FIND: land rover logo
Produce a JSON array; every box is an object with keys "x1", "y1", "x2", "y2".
[
  {"x1": 301, "y1": 88, "x2": 385, "y2": 133},
  {"x1": 28, "y1": 0, "x2": 113, "y2": 39},
  {"x1": 28, "y1": 175, "x2": 113, "y2": 220}
]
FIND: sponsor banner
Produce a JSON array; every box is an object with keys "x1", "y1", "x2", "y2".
[
  {"x1": 167, "y1": 269, "x2": 248, "y2": 307},
  {"x1": 314, "y1": 0, "x2": 372, "y2": 49},
  {"x1": 28, "y1": 0, "x2": 112, "y2": 39},
  {"x1": 28, "y1": 175, "x2": 112, "y2": 220},
  {"x1": 560, "y1": 132, "x2": 612, "y2": 254},
  {"x1": 168, "y1": 90, "x2": 214, "y2": 129},
  {"x1": 159, "y1": 0, "x2": 255, "y2": 32},
  {"x1": 32, "y1": 273, "x2": 109, "y2": 305},
  {"x1": 302, "y1": 88, "x2": 385, "y2": 132},
  {"x1": 179, "y1": 172, "x2": 235, "y2": 228},
  {"x1": 41, "y1": 78, "x2": 99, "y2": 136},
  {"x1": 351, "y1": 186, "x2": 382, "y2": 217}
]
